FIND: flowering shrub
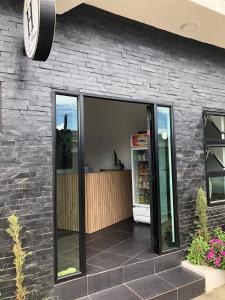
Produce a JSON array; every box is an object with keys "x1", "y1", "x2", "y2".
[
  {"x1": 213, "y1": 226, "x2": 225, "y2": 244},
  {"x1": 206, "y1": 238, "x2": 225, "y2": 270},
  {"x1": 186, "y1": 188, "x2": 225, "y2": 270},
  {"x1": 187, "y1": 236, "x2": 209, "y2": 265}
]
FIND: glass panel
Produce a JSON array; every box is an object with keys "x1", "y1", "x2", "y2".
[
  {"x1": 132, "y1": 149, "x2": 150, "y2": 205},
  {"x1": 56, "y1": 94, "x2": 80, "y2": 279},
  {"x1": 157, "y1": 106, "x2": 176, "y2": 251},
  {"x1": 206, "y1": 147, "x2": 225, "y2": 172},
  {"x1": 205, "y1": 114, "x2": 225, "y2": 140},
  {"x1": 209, "y1": 176, "x2": 225, "y2": 203}
]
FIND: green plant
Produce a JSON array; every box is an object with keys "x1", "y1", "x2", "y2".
[
  {"x1": 187, "y1": 235, "x2": 209, "y2": 265},
  {"x1": 195, "y1": 188, "x2": 210, "y2": 243},
  {"x1": 213, "y1": 226, "x2": 225, "y2": 243},
  {"x1": 6, "y1": 215, "x2": 30, "y2": 300}
]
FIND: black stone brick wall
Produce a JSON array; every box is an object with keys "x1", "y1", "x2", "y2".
[{"x1": 1, "y1": 0, "x2": 225, "y2": 298}]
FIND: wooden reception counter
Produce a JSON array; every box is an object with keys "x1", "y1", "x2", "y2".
[
  {"x1": 85, "y1": 170, "x2": 133, "y2": 233},
  {"x1": 57, "y1": 170, "x2": 133, "y2": 234}
]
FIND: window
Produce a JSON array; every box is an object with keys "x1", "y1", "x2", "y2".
[
  {"x1": 204, "y1": 111, "x2": 225, "y2": 205},
  {"x1": 157, "y1": 106, "x2": 176, "y2": 251},
  {"x1": 55, "y1": 94, "x2": 81, "y2": 280}
]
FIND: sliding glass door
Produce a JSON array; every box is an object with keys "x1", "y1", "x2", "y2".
[
  {"x1": 156, "y1": 106, "x2": 177, "y2": 252},
  {"x1": 54, "y1": 94, "x2": 84, "y2": 281}
]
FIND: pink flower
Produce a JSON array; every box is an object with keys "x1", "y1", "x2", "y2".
[
  {"x1": 210, "y1": 239, "x2": 224, "y2": 246},
  {"x1": 207, "y1": 252, "x2": 214, "y2": 259},
  {"x1": 210, "y1": 248, "x2": 214, "y2": 252},
  {"x1": 220, "y1": 251, "x2": 225, "y2": 256},
  {"x1": 215, "y1": 257, "x2": 221, "y2": 267},
  {"x1": 210, "y1": 239, "x2": 217, "y2": 244}
]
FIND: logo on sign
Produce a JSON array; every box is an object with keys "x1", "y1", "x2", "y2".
[
  {"x1": 132, "y1": 134, "x2": 148, "y2": 147},
  {"x1": 23, "y1": 0, "x2": 56, "y2": 61}
]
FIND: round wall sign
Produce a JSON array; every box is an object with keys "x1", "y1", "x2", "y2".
[{"x1": 23, "y1": 0, "x2": 56, "y2": 61}]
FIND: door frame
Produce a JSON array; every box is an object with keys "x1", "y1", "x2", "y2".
[
  {"x1": 53, "y1": 91, "x2": 86, "y2": 284},
  {"x1": 52, "y1": 90, "x2": 180, "y2": 282},
  {"x1": 153, "y1": 104, "x2": 180, "y2": 254}
]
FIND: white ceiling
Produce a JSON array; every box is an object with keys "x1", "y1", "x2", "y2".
[{"x1": 56, "y1": 0, "x2": 225, "y2": 49}]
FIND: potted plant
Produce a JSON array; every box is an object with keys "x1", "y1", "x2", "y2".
[{"x1": 182, "y1": 188, "x2": 225, "y2": 292}]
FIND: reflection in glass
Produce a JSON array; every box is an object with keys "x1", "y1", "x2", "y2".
[
  {"x1": 205, "y1": 114, "x2": 225, "y2": 140},
  {"x1": 209, "y1": 176, "x2": 225, "y2": 203},
  {"x1": 157, "y1": 106, "x2": 175, "y2": 251},
  {"x1": 206, "y1": 147, "x2": 225, "y2": 172},
  {"x1": 56, "y1": 95, "x2": 80, "y2": 278}
]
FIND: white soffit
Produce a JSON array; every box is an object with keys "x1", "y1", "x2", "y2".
[{"x1": 56, "y1": 0, "x2": 225, "y2": 49}]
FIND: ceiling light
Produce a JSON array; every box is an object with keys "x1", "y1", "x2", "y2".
[{"x1": 180, "y1": 22, "x2": 198, "y2": 32}]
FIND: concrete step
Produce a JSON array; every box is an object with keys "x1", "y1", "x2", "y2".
[
  {"x1": 79, "y1": 266, "x2": 205, "y2": 300},
  {"x1": 55, "y1": 251, "x2": 194, "y2": 299}
]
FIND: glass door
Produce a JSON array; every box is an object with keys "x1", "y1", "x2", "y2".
[
  {"x1": 155, "y1": 106, "x2": 177, "y2": 252},
  {"x1": 54, "y1": 94, "x2": 85, "y2": 281},
  {"x1": 132, "y1": 149, "x2": 150, "y2": 205}
]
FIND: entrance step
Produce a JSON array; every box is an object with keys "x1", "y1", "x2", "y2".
[
  {"x1": 54, "y1": 251, "x2": 204, "y2": 300},
  {"x1": 79, "y1": 267, "x2": 205, "y2": 300}
]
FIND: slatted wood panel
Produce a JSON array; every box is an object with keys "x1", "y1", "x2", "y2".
[
  {"x1": 57, "y1": 171, "x2": 133, "y2": 233},
  {"x1": 85, "y1": 171, "x2": 133, "y2": 233},
  {"x1": 57, "y1": 173, "x2": 79, "y2": 231}
]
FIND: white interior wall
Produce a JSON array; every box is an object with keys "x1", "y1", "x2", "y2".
[{"x1": 84, "y1": 98, "x2": 147, "y2": 172}]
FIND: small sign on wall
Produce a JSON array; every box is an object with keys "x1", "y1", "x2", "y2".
[
  {"x1": 131, "y1": 134, "x2": 148, "y2": 147},
  {"x1": 23, "y1": 0, "x2": 56, "y2": 61}
]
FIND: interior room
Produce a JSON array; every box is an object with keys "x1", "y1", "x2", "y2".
[
  {"x1": 55, "y1": 95, "x2": 176, "y2": 279},
  {"x1": 55, "y1": 96, "x2": 157, "y2": 279},
  {"x1": 84, "y1": 98, "x2": 155, "y2": 275}
]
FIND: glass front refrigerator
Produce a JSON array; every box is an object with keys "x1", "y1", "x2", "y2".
[{"x1": 131, "y1": 133, "x2": 151, "y2": 224}]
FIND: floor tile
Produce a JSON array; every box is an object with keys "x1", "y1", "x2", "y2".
[
  {"x1": 152, "y1": 289, "x2": 177, "y2": 300},
  {"x1": 90, "y1": 285, "x2": 141, "y2": 300},
  {"x1": 54, "y1": 276, "x2": 87, "y2": 300},
  {"x1": 158, "y1": 266, "x2": 204, "y2": 288},
  {"x1": 107, "y1": 239, "x2": 147, "y2": 257},
  {"x1": 86, "y1": 264, "x2": 107, "y2": 275},
  {"x1": 127, "y1": 274, "x2": 175, "y2": 299},
  {"x1": 86, "y1": 234, "x2": 96, "y2": 243},
  {"x1": 124, "y1": 258, "x2": 154, "y2": 282},
  {"x1": 88, "y1": 267, "x2": 123, "y2": 294},
  {"x1": 130, "y1": 225, "x2": 151, "y2": 246},
  {"x1": 87, "y1": 238, "x2": 121, "y2": 251},
  {"x1": 86, "y1": 247, "x2": 102, "y2": 259},
  {"x1": 87, "y1": 251, "x2": 131, "y2": 269},
  {"x1": 136, "y1": 248, "x2": 158, "y2": 260},
  {"x1": 121, "y1": 257, "x2": 143, "y2": 266},
  {"x1": 85, "y1": 219, "x2": 153, "y2": 274},
  {"x1": 178, "y1": 278, "x2": 205, "y2": 300},
  {"x1": 155, "y1": 251, "x2": 182, "y2": 273},
  {"x1": 127, "y1": 236, "x2": 151, "y2": 247},
  {"x1": 100, "y1": 230, "x2": 132, "y2": 241},
  {"x1": 87, "y1": 227, "x2": 113, "y2": 240},
  {"x1": 110, "y1": 220, "x2": 135, "y2": 233}
]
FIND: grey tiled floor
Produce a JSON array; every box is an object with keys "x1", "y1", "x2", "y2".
[
  {"x1": 57, "y1": 218, "x2": 155, "y2": 276},
  {"x1": 79, "y1": 267, "x2": 204, "y2": 300},
  {"x1": 57, "y1": 218, "x2": 155, "y2": 275},
  {"x1": 86, "y1": 218, "x2": 156, "y2": 274}
]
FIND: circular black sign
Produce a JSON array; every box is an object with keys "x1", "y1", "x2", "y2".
[{"x1": 24, "y1": 0, "x2": 56, "y2": 61}]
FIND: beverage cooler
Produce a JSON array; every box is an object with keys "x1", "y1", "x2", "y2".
[{"x1": 131, "y1": 134, "x2": 151, "y2": 224}]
